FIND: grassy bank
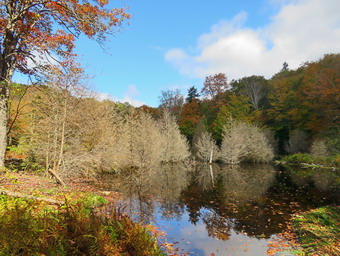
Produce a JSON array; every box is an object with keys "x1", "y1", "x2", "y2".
[
  {"x1": 291, "y1": 206, "x2": 340, "y2": 256},
  {"x1": 0, "y1": 172, "x2": 175, "y2": 256},
  {"x1": 268, "y1": 206, "x2": 340, "y2": 256}
]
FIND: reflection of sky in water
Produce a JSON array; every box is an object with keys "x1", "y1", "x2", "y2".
[
  {"x1": 154, "y1": 208, "x2": 272, "y2": 256},
  {"x1": 99, "y1": 164, "x2": 339, "y2": 256}
]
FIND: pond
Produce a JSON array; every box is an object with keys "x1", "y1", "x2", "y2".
[{"x1": 97, "y1": 163, "x2": 340, "y2": 256}]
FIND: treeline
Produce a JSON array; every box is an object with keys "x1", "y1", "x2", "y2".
[
  {"x1": 7, "y1": 66, "x2": 191, "y2": 178},
  {"x1": 149, "y1": 54, "x2": 339, "y2": 158},
  {"x1": 6, "y1": 54, "x2": 339, "y2": 177}
]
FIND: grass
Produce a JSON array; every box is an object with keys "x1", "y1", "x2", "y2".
[
  {"x1": 291, "y1": 206, "x2": 340, "y2": 256},
  {"x1": 0, "y1": 194, "x2": 170, "y2": 256}
]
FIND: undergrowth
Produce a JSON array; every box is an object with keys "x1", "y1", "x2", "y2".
[
  {"x1": 0, "y1": 194, "x2": 168, "y2": 256},
  {"x1": 292, "y1": 206, "x2": 340, "y2": 256}
]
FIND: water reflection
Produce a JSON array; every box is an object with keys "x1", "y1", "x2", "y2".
[
  {"x1": 98, "y1": 163, "x2": 339, "y2": 256},
  {"x1": 220, "y1": 164, "x2": 276, "y2": 204}
]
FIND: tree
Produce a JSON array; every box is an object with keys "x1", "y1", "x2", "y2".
[
  {"x1": 120, "y1": 110, "x2": 163, "y2": 172},
  {"x1": 212, "y1": 94, "x2": 257, "y2": 142},
  {"x1": 230, "y1": 76, "x2": 268, "y2": 110},
  {"x1": 265, "y1": 67, "x2": 305, "y2": 153},
  {"x1": 158, "y1": 110, "x2": 189, "y2": 162},
  {"x1": 201, "y1": 73, "x2": 228, "y2": 99},
  {"x1": 220, "y1": 122, "x2": 248, "y2": 164},
  {"x1": 310, "y1": 139, "x2": 329, "y2": 158},
  {"x1": 195, "y1": 131, "x2": 219, "y2": 163},
  {"x1": 179, "y1": 99, "x2": 201, "y2": 143},
  {"x1": 284, "y1": 129, "x2": 309, "y2": 154},
  {"x1": 0, "y1": 0, "x2": 130, "y2": 166},
  {"x1": 186, "y1": 86, "x2": 199, "y2": 103},
  {"x1": 27, "y1": 63, "x2": 109, "y2": 177},
  {"x1": 220, "y1": 121, "x2": 273, "y2": 164},
  {"x1": 281, "y1": 62, "x2": 289, "y2": 72},
  {"x1": 201, "y1": 73, "x2": 228, "y2": 110},
  {"x1": 158, "y1": 89, "x2": 184, "y2": 117}
]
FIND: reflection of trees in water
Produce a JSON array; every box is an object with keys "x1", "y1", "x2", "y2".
[
  {"x1": 195, "y1": 163, "x2": 220, "y2": 190},
  {"x1": 98, "y1": 162, "x2": 191, "y2": 222},
  {"x1": 312, "y1": 169, "x2": 339, "y2": 191},
  {"x1": 217, "y1": 164, "x2": 286, "y2": 238},
  {"x1": 287, "y1": 166, "x2": 340, "y2": 191},
  {"x1": 202, "y1": 211, "x2": 232, "y2": 240},
  {"x1": 182, "y1": 164, "x2": 293, "y2": 239},
  {"x1": 98, "y1": 163, "x2": 339, "y2": 241},
  {"x1": 220, "y1": 164, "x2": 276, "y2": 205},
  {"x1": 150, "y1": 162, "x2": 190, "y2": 220}
]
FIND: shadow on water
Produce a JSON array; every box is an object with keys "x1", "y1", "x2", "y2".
[{"x1": 97, "y1": 163, "x2": 339, "y2": 256}]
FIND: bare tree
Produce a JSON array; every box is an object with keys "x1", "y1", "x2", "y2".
[
  {"x1": 116, "y1": 109, "x2": 163, "y2": 173},
  {"x1": 244, "y1": 126, "x2": 274, "y2": 163},
  {"x1": 310, "y1": 139, "x2": 329, "y2": 158},
  {"x1": 28, "y1": 64, "x2": 93, "y2": 178},
  {"x1": 158, "y1": 89, "x2": 184, "y2": 117},
  {"x1": 158, "y1": 110, "x2": 190, "y2": 162},
  {"x1": 195, "y1": 131, "x2": 219, "y2": 163},
  {"x1": 220, "y1": 122, "x2": 248, "y2": 164},
  {"x1": 244, "y1": 79, "x2": 266, "y2": 110},
  {"x1": 220, "y1": 121, "x2": 274, "y2": 164}
]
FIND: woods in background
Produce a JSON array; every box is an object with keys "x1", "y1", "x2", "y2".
[{"x1": 6, "y1": 53, "x2": 340, "y2": 177}]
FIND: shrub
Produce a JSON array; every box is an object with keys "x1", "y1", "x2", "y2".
[
  {"x1": 195, "y1": 131, "x2": 219, "y2": 162},
  {"x1": 158, "y1": 110, "x2": 190, "y2": 162},
  {"x1": 219, "y1": 121, "x2": 274, "y2": 164},
  {"x1": 310, "y1": 139, "x2": 329, "y2": 158},
  {"x1": 0, "y1": 195, "x2": 167, "y2": 256}
]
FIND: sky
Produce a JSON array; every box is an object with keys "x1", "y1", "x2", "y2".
[{"x1": 14, "y1": 0, "x2": 340, "y2": 107}]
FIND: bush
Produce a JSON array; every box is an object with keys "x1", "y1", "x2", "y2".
[
  {"x1": 310, "y1": 139, "x2": 329, "y2": 158},
  {"x1": 195, "y1": 131, "x2": 219, "y2": 162},
  {"x1": 219, "y1": 121, "x2": 274, "y2": 164},
  {"x1": 0, "y1": 195, "x2": 167, "y2": 256}
]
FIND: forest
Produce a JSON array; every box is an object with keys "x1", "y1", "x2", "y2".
[
  {"x1": 0, "y1": 1, "x2": 339, "y2": 255},
  {"x1": 6, "y1": 53, "x2": 339, "y2": 177}
]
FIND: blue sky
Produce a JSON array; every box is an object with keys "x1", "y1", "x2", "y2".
[{"x1": 14, "y1": 0, "x2": 340, "y2": 107}]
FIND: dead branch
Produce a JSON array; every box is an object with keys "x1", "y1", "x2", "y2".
[
  {"x1": 0, "y1": 189, "x2": 64, "y2": 205},
  {"x1": 48, "y1": 169, "x2": 66, "y2": 187}
]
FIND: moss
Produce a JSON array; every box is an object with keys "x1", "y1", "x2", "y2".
[
  {"x1": 279, "y1": 153, "x2": 340, "y2": 169},
  {"x1": 281, "y1": 153, "x2": 314, "y2": 165}
]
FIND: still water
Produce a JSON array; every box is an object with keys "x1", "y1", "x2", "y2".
[{"x1": 97, "y1": 163, "x2": 339, "y2": 256}]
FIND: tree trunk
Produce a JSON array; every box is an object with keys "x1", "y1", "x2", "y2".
[
  {"x1": 0, "y1": 84, "x2": 9, "y2": 167},
  {"x1": 209, "y1": 146, "x2": 213, "y2": 164},
  {"x1": 56, "y1": 98, "x2": 67, "y2": 171}
]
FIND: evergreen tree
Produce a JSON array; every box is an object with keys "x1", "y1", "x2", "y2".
[{"x1": 186, "y1": 86, "x2": 200, "y2": 103}]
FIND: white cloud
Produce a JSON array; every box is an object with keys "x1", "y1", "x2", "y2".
[
  {"x1": 94, "y1": 92, "x2": 112, "y2": 101},
  {"x1": 118, "y1": 95, "x2": 145, "y2": 107},
  {"x1": 127, "y1": 84, "x2": 138, "y2": 96},
  {"x1": 95, "y1": 84, "x2": 145, "y2": 107},
  {"x1": 165, "y1": 0, "x2": 340, "y2": 80},
  {"x1": 27, "y1": 51, "x2": 59, "y2": 69}
]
